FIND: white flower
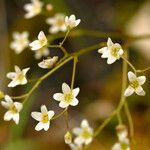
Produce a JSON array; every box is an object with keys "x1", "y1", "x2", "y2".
[
  {"x1": 24, "y1": 0, "x2": 43, "y2": 19},
  {"x1": 64, "y1": 131, "x2": 72, "y2": 144},
  {"x1": 98, "y1": 38, "x2": 124, "y2": 64},
  {"x1": 73, "y1": 119, "x2": 93, "y2": 145},
  {"x1": 29, "y1": 31, "x2": 47, "y2": 50},
  {"x1": 6, "y1": 66, "x2": 30, "y2": 87},
  {"x1": 34, "y1": 48, "x2": 50, "y2": 59},
  {"x1": 124, "y1": 71, "x2": 146, "y2": 97},
  {"x1": 69, "y1": 143, "x2": 82, "y2": 150},
  {"x1": 65, "y1": 14, "x2": 81, "y2": 29},
  {"x1": 46, "y1": 13, "x2": 67, "y2": 34},
  {"x1": 10, "y1": 31, "x2": 29, "y2": 54},
  {"x1": 112, "y1": 142, "x2": 130, "y2": 150},
  {"x1": 38, "y1": 56, "x2": 58, "y2": 69},
  {"x1": 1, "y1": 95, "x2": 23, "y2": 124},
  {"x1": 31, "y1": 105, "x2": 55, "y2": 131},
  {"x1": 53, "y1": 83, "x2": 80, "y2": 108}
]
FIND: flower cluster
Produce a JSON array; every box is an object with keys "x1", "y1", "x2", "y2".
[{"x1": 112, "y1": 124, "x2": 130, "y2": 150}]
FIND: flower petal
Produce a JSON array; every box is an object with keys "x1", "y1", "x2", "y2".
[
  {"x1": 6, "y1": 72, "x2": 16, "y2": 79},
  {"x1": 62, "y1": 83, "x2": 71, "y2": 94},
  {"x1": 135, "y1": 86, "x2": 145, "y2": 96},
  {"x1": 31, "y1": 112, "x2": 42, "y2": 121},
  {"x1": 59, "y1": 101, "x2": 69, "y2": 108},
  {"x1": 4, "y1": 111, "x2": 13, "y2": 121},
  {"x1": 73, "y1": 127, "x2": 81, "y2": 136},
  {"x1": 73, "y1": 88, "x2": 80, "y2": 97},
  {"x1": 128, "y1": 71, "x2": 137, "y2": 82},
  {"x1": 107, "y1": 37, "x2": 113, "y2": 47},
  {"x1": 14, "y1": 102, "x2": 23, "y2": 112},
  {"x1": 48, "y1": 110, "x2": 55, "y2": 119},
  {"x1": 29, "y1": 40, "x2": 42, "y2": 50},
  {"x1": 12, "y1": 113, "x2": 20, "y2": 124},
  {"x1": 41, "y1": 105, "x2": 48, "y2": 113},
  {"x1": 70, "y1": 98, "x2": 79, "y2": 106},
  {"x1": 107, "y1": 56, "x2": 116, "y2": 64},
  {"x1": 53, "y1": 93, "x2": 64, "y2": 101},
  {"x1": 35, "y1": 122, "x2": 44, "y2": 131},
  {"x1": 43, "y1": 122, "x2": 50, "y2": 131},
  {"x1": 137, "y1": 76, "x2": 146, "y2": 85},
  {"x1": 81, "y1": 119, "x2": 89, "y2": 128},
  {"x1": 124, "y1": 86, "x2": 134, "y2": 97}
]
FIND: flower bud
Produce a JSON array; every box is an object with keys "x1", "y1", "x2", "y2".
[
  {"x1": 46, "y1": 4, "x2": 53, "y2": 11},
  {"x1": 0, "y1": 91, "x2": 4, "y2": 99},
  {"x1": 64, "y1": 131, "x2": 72, "y2": 144}
]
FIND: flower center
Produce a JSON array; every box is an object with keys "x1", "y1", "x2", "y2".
[
  {"x1": 41, "y1": 113, "x2": 49, "y2": 123},
  {"x1": 17, "y1": 73, "x2": 25, "y2": 81},
  {"x1": 81, "y1": 128, "x2": 92, "y2": 139},
  {"x1": 10, "y1": 105, "x2": 18, "y2": 113},
  {"x1": 56, "y1": 18, "x2": 64, "y2": 27},
  {"x1": 121, "y1": 142, "x2": 129, "y2": 150},
  {"x1": 110, "y1": 46, "x2": 120, "y2": 58},
  {"x1": 64, "y1": 93, "x2": 73, "y2": 103},
  {"x1": 130, "y1": 80, "x2": 139, "y2": 89}
]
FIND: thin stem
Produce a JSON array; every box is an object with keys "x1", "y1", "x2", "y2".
[
  {"x1": 71, "y1": 57, "x2": 78, "y2": 90},
  {"x1": 11, "y1": 93, "x2": 28, "y2": 100},
  {"x1": 136, "y1": 66, "x2": 150, "y2": 73},
  {"x1": 60, "y1": 30, "x2": 70, "y2": 46},
  {"x1": 65, "y1": 108, "x2": 69, "y2": 130},
  {"x1": 51, "y1": 107, "x2": 68, "y2": 120},
  {"x1": 121, "y1": 56, "x2": 136, "y2": 73}
]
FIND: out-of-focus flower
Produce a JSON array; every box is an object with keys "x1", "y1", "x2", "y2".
[
  {"x1": 112, "y1": 124, "x2": 130, "y2": 150},
  {"x1": 24, "y1": 0, "x2": 43, "y2": 19},
  {"x1": 1, "y1": 95, "x2": 23, "y2": 124},
  {"x1": 29, "y1": 31, "x2": 47, "y2": 50},
  {"x1": 31, "y1": 105, "x2": 55, "y2": 131},
  {"x1": 6, "y1": 66, "x2": 30, "y2": 87},
  {"x1": 64, "y1": 131, "x2": 72, "y2": 144},
  {"x1": 34, "y1": 48, "x2": 50, "y2": 59},
  {"x1": 46, "y1": 13, "x2": 67, "y2": 33},
  {"x1": 69, "y1": 143, "x2": 82, "y2": 150},
  {"x1": 65, "y1": 14, "x2": 81, "y2": 29},
  {"x1": 10, "y1": 31, "x2": 29, "y2": 54},
  {"x1": 124, "y1": 71, "x2": 146, "y2": 97},
  {"x1": 38, "y1": 56, "x2": 58, "y2": 69},
  {"x1": 73, "y1": 119, "x2": 93, "y2": 145},
  {"x1": 98, "y1": 38, "x2": 124, "y2": 64},
  {"x1": 53, "y1": 83, "x2": 80, "y2": 108}
]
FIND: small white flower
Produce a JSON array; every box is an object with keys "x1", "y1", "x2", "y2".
[
  {"x1": 7, "y1": 66, "x2": 30, "y2": 87},
  {"x1": 124, "y1": 71, "x2": 146, "y2": 97},
  {"x1": 46, "y1": 13, "x2": 67, "y2": 34},
  {"x1": 24, "y1": 0, "x2": 43, "y2": 19},
  {"x1": 31, "y1": 105, "x2": 55, "y2": 131},
  {"x1": 73, "y1": 119, "x2": 93, "y2": 145},
  {"x1": 38, "y1": 56, "x2": 58, "y2": 69},
  {"x1": 29, "y1": 31, "x2": 47, "y2": 50},
  {"x1": 64, "y1": 131, "x2": 72, "y2": 144},
  {"x1": 69, "y1": 143, "x2": 82, "y2": 150},
  {"x1": 1, "y1": 95, "x2": 23, "y2": 124},
  {"x1": 53, "y1": 83, "x2": 80, "y2": 108},
  {"x1": 34, "y1": 48, "x2": 50, "y2": 59},
  {"x1": 65, "y1": 14, "x2": 81, "y2": 29},
  {"x1": 98, "y1": 38, "x2": 124, "y2": 64},
  {"x1": 10, "y1": 31, "x2": 29, "y2": 54}
]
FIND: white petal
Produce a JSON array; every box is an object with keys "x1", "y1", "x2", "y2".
[
  {"x1": 31, "y1": 112, "x2": 42, "y2": 121},
  {"x1": 137, "y1": 76, "x2": 146, "y2": 85},
  {"x1": 43, "y1": 122, "x2": 50, "y2": 131},
  {"x1": 5, "y1": 95, "x2": 13, "y2": 103},
  {"x1": 6, "y1": 72, "x2": 16, "y2": 79},
  {"x1": 73, "y1": 88, "x2": 80, "y2": 97},
  {"x1": 98, "y1": 47, "x2": 107, "y2": 54},
  {"x1": 14, "y1": 102, "x2": 23, "y2": 112},
  {"x1": 23, "y1": 68, "x2": 30, "y2": 75},
  {"x1": 8, "y1": 80, "x2": 19, "y2": 87},
  {"x1": 118, "y1": 49, "x2": 124, "y2": 56},
  {"x1": 101, "y1": 50, "x2": 109, "y2": 58},
  {"x1": 124, "y1": 86, "x2": 134, "y2": 97},
  {"x1": 35, "y1": 122, "x2": 44, "y2": 131},
  {"x1": 20, "y1": 78, "x2": 28, "y2": 85},
  {"x1": 62, "y1": 83, "x2": 71, "y2": 94},
  {"x1": 107, "y1": 56, "x2": 116, "y2": 64},
  {"x1": 128, "y1": 71, "x2": 137, "y2": 82},
  {"x1": 70, "y1": 98, "x2": 79, "y2": 106},
  {"x1": 135, "y1": 86, "x2": 145, "y2": 96},
  {"x1": 81, "y1": 119, "x2": 89, "y2": 128},
  {"x1": 41, "y1": 105, "x2": 48, "y2": 113},
  {"x1": 29, "y1": 40, "x2": 42, "y2": 50},
  {"x1": 85, "y1": 138, "x2": 92, "y2": 145},
  {"x1": 4, "y1": 111, "x2": 13, "y2": 121},
  {"x1": 15, "y1": 65, "x2": 21, "y2": 73},
  {"x1": 107, "y1": 37, "x2": 114, "y2": 47},
  {"x1": 74, "y1": 136, "x2": 84, "y2": 145},
  {"x1": 49, "y1": 26, "x2": 59, "y2": 34},
  {"x1": 48, "y1": 111, "x2": 55, "y2": 119},
  {"x1": 73, "y1": 128, "x2": 81, "y2": 136},
  {"x1": 59, "y1": 101, "x2": 69, "y2": 108},
  {"x1": 38, "y1": 31, "x2": 47, "y2": 42},
  {"x1": 75, "y1": 19, "x2": 81, "y2": 26},
  {"x1": 12, "y1": 113, "x2": 20, "y2": 124},
  {"x1": 1, "y1": 101, "x2": 11, "y2": 109},
  {"x1": 53, "y1": 93, "x2": 64, "y2": 101}
]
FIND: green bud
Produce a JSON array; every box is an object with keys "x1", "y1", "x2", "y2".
[{"x1": 64, "y1": 131, "x2": 72, "y2": 144}]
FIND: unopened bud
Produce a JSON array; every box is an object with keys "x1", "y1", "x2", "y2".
[
  {"x1": 64, "y1": 131, "x2": 72, "y2": 144},
  {"x1": 46, "y1": 4, "x2": 53, "y2": 11}
]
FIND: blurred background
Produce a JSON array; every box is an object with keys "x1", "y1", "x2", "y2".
[{"x1": 0, "y1": 0, "x2": 150, "y2": 149}]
